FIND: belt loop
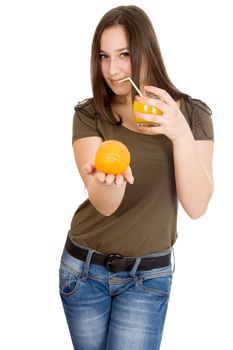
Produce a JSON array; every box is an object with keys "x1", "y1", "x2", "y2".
[
  {"x1": 129, "y1": 257, "x2": 141, "y2": 277},
  {"x1": 172, "y1": 247, "x2": 175, "y2": 273},
  {"x1": 81, "y1": 249, "x2": 94, "y2": 281}
]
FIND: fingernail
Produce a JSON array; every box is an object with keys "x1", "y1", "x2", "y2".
[{"x1": 129, "y1": 177, "x2": 134, "y2": 184}]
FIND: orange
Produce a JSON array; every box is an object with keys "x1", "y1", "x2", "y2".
[{"x1": 94, "y1": 140, "x2": 131, "y2": 175}]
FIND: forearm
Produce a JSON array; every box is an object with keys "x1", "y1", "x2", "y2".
[
  {"x1": 88, "y1": 180, "x2": 127, "y2": 216},
  {"x1": 172, "y1": 130, "x2": 213, "y2": 218}
]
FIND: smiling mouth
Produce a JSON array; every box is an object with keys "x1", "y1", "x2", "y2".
[
  {"x1": 118, "y1": 78, "x2": 129, "y2": 83},
  {"x1": 110, "y1": 78, "x2": 128, "y2": 85}
]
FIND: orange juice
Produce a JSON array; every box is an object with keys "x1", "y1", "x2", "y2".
[{"x1": 133, "y1": 100, "x2": 163, "y2": 125}]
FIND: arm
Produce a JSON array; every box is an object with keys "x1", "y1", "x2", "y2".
[
  {"x1": 73, "y1": 137, "x2": 134, "y2": 216},
  {"x1": 172, "y1": 135, "x2": 213, "y2": 218},
  {"x1": 134, "y1": 86, "x2": 214, "y2": 219}
]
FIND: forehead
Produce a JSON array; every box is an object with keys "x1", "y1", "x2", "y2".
[{"x1": 100, "y1": 25, "x2": 128, "y2": 52}]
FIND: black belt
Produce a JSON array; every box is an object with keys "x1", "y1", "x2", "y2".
[{"x1": 65, "y1": 234, "x2": 171, "y2": 273}]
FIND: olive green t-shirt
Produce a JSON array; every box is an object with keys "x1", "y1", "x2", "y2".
[{"x1": 70, "y1": 95, "x2": 214, "y2": 256}]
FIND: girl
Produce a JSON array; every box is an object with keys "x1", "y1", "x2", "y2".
[{"x1": 59, "y1": 5, "x2": 214, "y2": 350}]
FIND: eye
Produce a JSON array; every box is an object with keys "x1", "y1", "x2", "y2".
[
  {"x1": 99, "y1": 53, "x2": 108, "y2": 60},
  {"x1": 120, "y1": 52, "x2": 130, "y2": 58}
]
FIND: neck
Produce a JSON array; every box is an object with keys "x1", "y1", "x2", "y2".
[
  {"x1": 112, "y1": 94, "x2": 132, "y2": 105},
  {"x1": 111, "y1": 94, "x2": 139, "y2": 131}
]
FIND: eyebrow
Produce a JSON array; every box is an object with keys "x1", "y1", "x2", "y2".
[{"x1": 99, "y1": 47, "x2": 129, "y2": 54}]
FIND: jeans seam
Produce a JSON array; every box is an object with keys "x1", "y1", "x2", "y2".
[
  {"x1": 60, "y1": 260, "x2": 81, "y2": 277},
  {"x1": 137, "y1": 279, "x2": 171, "y2": 297},
  {"x1": 141, "y1": 271, "x2": 172, "y2": 280},
  {"x1": 59, "y1": 270, "x2": 82, "y2": 297}
]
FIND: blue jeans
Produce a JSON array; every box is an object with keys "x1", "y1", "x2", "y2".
[{"x1": 59, "y1": 247, "x2": 173, "y2": 350}]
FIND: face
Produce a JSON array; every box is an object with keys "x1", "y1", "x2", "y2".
[{"x1": 99, "y1": 25, "x2": 132, "y2": 97}]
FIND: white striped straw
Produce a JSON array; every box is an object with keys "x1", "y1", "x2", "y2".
[{"x1": 118, "y1": 77, "x2": 143, "y2": 97}]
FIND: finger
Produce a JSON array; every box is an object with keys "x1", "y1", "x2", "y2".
[
  {"x1": 96, "y1": 172, "x2": 106, "y2": 183},
  {"x1": 115, "y1": 174, "x2": 124, "y2": 186},
  {"x1": 136, "y1": 95, "x2": 169, "y2": 114},
  {"x1": 123, "y1": 166, "x2": 133, "y2": 176},
  {"x1": 138, "y1": 125, "x2": 163, "y2": 136},
  {"x1": 105, "y1": 174, "x2": 115, "y2": 185},
  {"x1": 122, "y1": 167, "x2": 134, "y2": 184},
  {"x1": 125, "y1": 174, "x2": 134, "y2": 184},
  {"x1": 82, "y1": 163, "x2": 95, "y2": 174},
  {"x1": 144, "y1": 86, "x2": 176, "y2": 106},
  {"x1": 137, "y1": 96, "x2": 168, "y2": 115},
  {"x1": 135, "y1": 112, "x2": 165, "y2": 125}
]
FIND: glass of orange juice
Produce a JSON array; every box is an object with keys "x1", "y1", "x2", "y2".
[{"x1": 133, "y1": 92, "x2": 163, "y2": 127}]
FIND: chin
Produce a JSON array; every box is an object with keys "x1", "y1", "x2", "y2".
[{"x1": 111, "y1": 86, "x2": 131, "y2": 96}]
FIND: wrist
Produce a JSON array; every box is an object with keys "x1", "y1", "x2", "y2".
[{"x1": 171, "y1": 125, "x2": 194, "y2": 146}]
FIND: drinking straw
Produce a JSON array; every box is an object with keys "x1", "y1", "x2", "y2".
[{"x1": 119, "y1": 77, "x2": 143, "y2": 97}]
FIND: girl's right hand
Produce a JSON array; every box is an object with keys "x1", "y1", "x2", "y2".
[{"x1": 82, "y1": 164, "x2": 134, "y2": 186}]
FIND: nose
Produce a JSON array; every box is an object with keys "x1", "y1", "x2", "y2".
[{"x1": 108, "y1": 57, "x2": 121, "y2": 76}]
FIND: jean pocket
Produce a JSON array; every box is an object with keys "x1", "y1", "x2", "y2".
[
  {"x1": 59, "y1": 262, "x2": 82, "y2": 297},
  {"x1": 138, "y1": 274, "x2": 172, "y2": 296}
]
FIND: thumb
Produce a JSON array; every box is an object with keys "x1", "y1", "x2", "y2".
[{"x1": 82, "y1": 163, "x2": 95, "y2": 174}]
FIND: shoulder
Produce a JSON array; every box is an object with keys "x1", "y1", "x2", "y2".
[
  {"x1": 181, "y1": 94, "x2": 214, "y2": 141},
  {"x1": 72, "y1": 98, "x2": 102, "y2": 142},
  {"x1": 74, "y1": 98, "x2": 97, "y2": 119},
  {"x1": 182, "y1": 94, "x2": 212, "y2": 116}
]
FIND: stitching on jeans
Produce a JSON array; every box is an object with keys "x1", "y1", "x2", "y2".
[
  {"x1": 137, "y1": 278, "x2": 171, "y2": 297},
  {"x1": 60, "y1": 261, "x2": 81, "y2": 277},
  {"x1": 59, "y1": 269, "x2": 82, "y2": 297},
  {"x1": 141, "y1": 271, "x2": 172, "y2": 280}
]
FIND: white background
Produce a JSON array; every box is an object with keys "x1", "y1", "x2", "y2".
[{"x1": 1, "y1": 0, "x2": 232, "y2": 349}]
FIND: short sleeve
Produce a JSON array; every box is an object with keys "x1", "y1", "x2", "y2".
[
  {"x1": 183, "y1": 96, "x2": 214, "y2": 141},
  {"x1": 72, "y1": 99, "x2": 102, "y2": 143}
]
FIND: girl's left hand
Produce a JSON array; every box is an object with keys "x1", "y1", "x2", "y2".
[{"x1": 135, "y1": 86, "x2": 190, "y2": 142}]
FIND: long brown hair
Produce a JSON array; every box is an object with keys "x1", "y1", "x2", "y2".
[{"x1": 91, "y1": 5, "x2": 183, "y2": 123}]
